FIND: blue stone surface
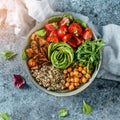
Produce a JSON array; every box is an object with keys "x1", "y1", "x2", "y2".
[{"x1": 0, "y1": 0, "x2": 120, "y2": 120}]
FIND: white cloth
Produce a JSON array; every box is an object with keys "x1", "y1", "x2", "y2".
[{"x1": 0, "y1": 0, "x2": 120, "y2": 81}]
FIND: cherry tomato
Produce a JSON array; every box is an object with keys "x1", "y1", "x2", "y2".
[
  {"x1": 49, "y1": 30, "x2": 58, "y2": 37},
  {"x1": 67, "y1": 39, "x2": 77, "y2": 48},
  {"x1": 47, "y1": 36, "x2": 59, "y2": 43},
  {"x1": 59, "y1": 17, "x2": 70, "y2": 27},
  {"x1": 62, "y1": 34, "x2": 72, "y2": 42},
  {"x1": 68, "y1": 23, "x2": 82, "y2": 37},
  {"x1": 82, "y1": 27, "x2": 93, "y2": 40},
  {"x1": 57, "y1": 26, "x2": 67, "y2": 38},
  {"x1": 74, "y1": 36, "x2": 83, "y2": 46},
  {"x1": 45, "y1": 22, "x2": 58, "y2": 31},
  {"x1": 47, "y1": 30, "x2": 59, "y2": 43}
]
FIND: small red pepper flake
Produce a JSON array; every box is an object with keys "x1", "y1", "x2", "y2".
[{"x1": 13, "y1": 74, "x2": 25, "y2": 88}]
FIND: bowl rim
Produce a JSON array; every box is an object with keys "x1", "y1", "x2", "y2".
[{"x1": 21, "y1": 13, "x2": 102, "y2": 97}]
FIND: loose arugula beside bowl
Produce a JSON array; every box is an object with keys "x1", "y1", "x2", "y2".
[{"x1": 22, "y1": 13, "x2": 105, "y2": 96}]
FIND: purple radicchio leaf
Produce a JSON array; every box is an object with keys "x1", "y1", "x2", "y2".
[{"x1": 13, "y1": 74, "x2": 25, "y2": 88}]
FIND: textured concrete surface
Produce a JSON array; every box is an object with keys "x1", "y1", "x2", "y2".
[{"x1": 0, "y1": 0, "x2": 120, "y2": 120}]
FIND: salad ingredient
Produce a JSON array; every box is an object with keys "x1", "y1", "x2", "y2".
[
  {"x1": 68, "y1": 23, "x2": 82, "y2": 37},
  {"x1": 58, "y1": 108, "x2": 69, "y2": 117},
  {"x1": 74, "y1": 17, "x2": 87, "y2": 28},
  {"x1": 13, "y1": 74, "x2": 25, "y2": 88},
  {"x1": 62, "y1": 34, "x2": 72, "y2": 42},
  {"x1": 35, "y1": 29, "x2": 46, "y2": 37},
  {"x1": 83, "y1": 27, "x2": 93, "y2": 40},
  {"x1": 48, "y1": 42, "x2": 74, "y2": 69},
  {"x1": 45, "y1": 22, "x2": 58, "y2": 31},
  {"x1": 48, "y1": 15, "x2": 62, "y2": 23},
  {"x1": 64, "y1": 63, "x2": 92, "y2": 90},
  {"x1": 1, "y1": 50, "x2": 16, "y2": 60},
  {"x1": 26, "y1": 34, "x2": 49, "y2": 69},
  {"x1": 22, "y1": 49, "x2": 28, "y2": 60},
  {"x1": 57, "y1": 26, "x2": 67, "y2": 38},
  {"x1": 62, "y1": 13, "x2": 73, "y2": 21},
  {"x1": 76, "y1": 39, "x2": 106, "y2": 71},
  {"x1": 0, "y1": 112, "x2": 10, "y2": 120},
  {"x1": 31, "y1": 65, "x2": 65, "y2": 91},
  {"x1": 59, "y1": 17, "x2": 70, "y2": 26},
  {"x1": 82, "y1": 100, "x2": 92, "y2": 114}
]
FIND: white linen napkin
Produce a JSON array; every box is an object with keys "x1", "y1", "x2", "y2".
[{"x1": 0, "y1": 0, "x2": 120, "y2": 81}]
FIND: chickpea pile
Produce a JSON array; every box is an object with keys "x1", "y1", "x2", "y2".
[{"x1": 63, "y1": 63, "x2": 92, "y2": 91}]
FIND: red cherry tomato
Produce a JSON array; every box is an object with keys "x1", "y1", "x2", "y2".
[
  {"x1": 47, "y1": 30, "x2": 59, "y2": 43},
  {"x1": 57, "y1": 26, "x2": 67, "y2": 39},
  {"x1": 74, "y1": 36, "x2": 83, "y2": 46},
  {"x1": 68, "y1": 23, "x2": 82, "y2": 37},
  {"x1": 62, "y1": 34, "x2": 72, "y2": 42},
  {"x1": 59, "y1": 17, "x2": 70, "y2": 27},
  {"x1": 45, "y1": 22, "x2": 58, "y2": 31},
  {"x1": 67, "y1": 39, "x2": 77, "y2": 48},
  {"x1": 47, "y1": 36, "x2": 59, "y2": 43},
  {"x1": 82, "y1": 27, "x2": 93, "y2": 40}
]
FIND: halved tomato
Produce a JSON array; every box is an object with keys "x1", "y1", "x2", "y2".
[
  {"x1": 45, "y1": 22, "x2": 58, "y2": 31},
  {"x1": 57, "y1": 26, "x2": 67, "y2": 39},
  {"x1": 62, "y1": 34, "x2": 72, "y2": 42},
  {"x1": 47, "y1": 30, "x2": 59, "y2": 43},
  {"x1": 82, "y1": 27, "x2": 93, "y2": 40},
  {"x1": 68, "y1": 23, "x2": 82, "y2": 37}
]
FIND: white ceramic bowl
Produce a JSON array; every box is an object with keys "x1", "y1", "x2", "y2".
[{"x1": 22, "y1": 13, "x2": 102, "y2": 97}]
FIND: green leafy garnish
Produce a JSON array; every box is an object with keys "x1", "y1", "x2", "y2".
[
  {"x1": 1, "y1": 50, "x2": 16, "y2": 60},
  {"x1": 76, "y1": 39, "x2": 106, "y2": 71},
  {"x1": 58, "y1": 108, "x2": 69, "y2": 117},
  {"x1": 0, "y1": 112, "x2": 10, "y2": 120},
  {"x1": 48, "y1": 15, "x2": 62, "y2": 23},
  {"x1": 82, "y1": 100, "x2": 92, "y2": 114},
  {"x1": 35, "y1": 29, "x2": 46, "y2": 36},
  {"x1": 22, "y1": 49, "x2": 28, "y2": 60}
]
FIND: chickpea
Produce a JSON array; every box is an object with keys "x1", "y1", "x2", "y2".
[
  {"x1": 65, "y1": 82, "x2": 70, "y2": 88},
  {"x1": 81, "y1": 77, "x2": 88, "y2": 83},
  {"x1": 83, "y1": 67, "x2": 87, "y2": 71},
  {"x1": 70, "y1": 71, "x2": 74, "y2": 77},
  {"x1": 79, "y1": 63, "x2": 83, "y2": 67},
  {"x1": 73, "y1": 71, "x2": 79, "y2": 76},
  {"x1": 66, "y1": 77, "x2": 71, "y2": 82},
  {"x1": 73, "y1": 68, "x2": 78, "y2": 71},
  {"x1": 70, "y1": 78, "x2": 74, "y2": 82},
  {"x1": 67, "y1": 67, "x2": 72, "y2": 72},
  {"x1": 27, "y1": 59, "x2": 36, "y2": 67},
  {"x1": 74, "y1": 77, "x2": 79, "y2": 83},
  {"x1": 78, "y1": 66, "x2": 82, "y2": 72},
  {"x1": 63, "y1": 69, "x2": 68, "y2": 75},
  {"x1": 74, "y1": 82, "x2": 80, "y2": 87},
  {"x1": 69, "y1": 84, "x2": 75, "y2": 91},
  {"x1": 82, "y1": 70, "x2": 86, "y2": 75},
  {"x1": 78, "y1": 73, "x2": 82, "y2": 78},
  {"x1": 85, "y1": 73, "x2": 91, "y2": 79}
]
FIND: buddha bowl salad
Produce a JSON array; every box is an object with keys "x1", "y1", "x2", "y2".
[{"x1": 24, "y1": 13, "x2": 105, "y2": 91}]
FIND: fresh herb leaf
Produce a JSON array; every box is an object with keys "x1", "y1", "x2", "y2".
[
  {"x1": 35, "y1": 29, "x2": 46, "y2": 36},
  {"x1": 76, "y1": 39, "x2": 106, "y2": 71},
  {"x1": 22, "y1": 49, "x2": 28, "y2": 60},
  {"x1": 58, "y1": 108, "x2": 69, "y2": 117},
  {"x1": 0, "y1": 112, "x2": 10, "y2": 120},
  {"x1": 82, "y1": 100, "x2": 92, "y2": 114},
  {"x1": 1, "y1": 50, "x2": 16, "y2": 60}
]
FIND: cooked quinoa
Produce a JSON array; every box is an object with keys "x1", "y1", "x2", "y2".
[{"x1": 31, "y1": 65, "x2": 65, "y2": 91}]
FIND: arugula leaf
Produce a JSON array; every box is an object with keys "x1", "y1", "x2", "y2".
[
  {"x1": 0, "y1": 113, "x2": 10, "y2": 120},
  {"x1": 82, "y1": 100, "x2": 92, "y2": 114},
  {"x1": 1, "y1": 50, "x2": 16, "y2": 60},
  {"x1": 58, "y1": 108, "x2": 69, "y2": 117},
  {"x1": 76, "y1": 39, "x2": 106, "y2": 71}
]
